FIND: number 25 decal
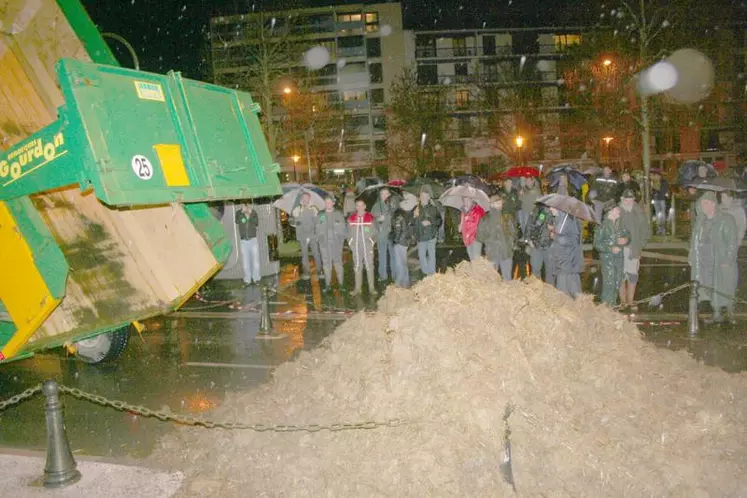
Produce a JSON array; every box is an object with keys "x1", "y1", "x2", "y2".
[{"x1": 131, "y1": 155, "x2": 154, "y2": 180}]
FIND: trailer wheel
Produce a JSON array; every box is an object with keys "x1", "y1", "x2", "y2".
[{"x1": 74, "y1": 326, "x2": 131, "y2": 364}]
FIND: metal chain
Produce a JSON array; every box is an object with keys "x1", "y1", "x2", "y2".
[
  {"x1": 612, "y1": 282, "x2": 691, "y2": 311},
  {"x1": 0, "y1": 384, "x2": 42, "y2": 412},
  {"x1": 58, "y1": 385, "x2": 407, "y2": 433},
  {"x1": 697, "y1": 285, "x2": 747, "y2": 307}
]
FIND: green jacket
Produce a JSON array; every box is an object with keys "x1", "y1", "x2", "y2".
[
  {"x1": 619, "y1": 203, "x2": 650, "y2": 258},
  {"x1": 594, "y1": 218, "x2": 630, "y2": 256},
  {"x1": 689, "y1": 210, "x2": 739, "y2": 308},
  {"x1": 476, "y1": 210, "x2": 516, "y2": 262}
]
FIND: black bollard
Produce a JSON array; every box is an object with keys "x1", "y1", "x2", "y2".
[
  {"x1": 259, "y1": 285, "x2": 272, "y2": 335},
  {"x1": 688, "y1": 281, "x2": 699, "y2": 337},
  {"x1": 42, "y1": 380, "x2": 81, "y2": 488}
]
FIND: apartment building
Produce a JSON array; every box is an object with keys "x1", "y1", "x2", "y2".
[
  {"x1": 209, "y1": 3, "x2": 406, "y2": 179},
  {"x1": 408, "y1": 28, "x2": 580, "y2": 174}
]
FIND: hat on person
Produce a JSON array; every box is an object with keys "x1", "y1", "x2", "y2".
[
  {"x1": 621, "y1": 189, "x2": 636, "y2": 199},
  {"x1": 419, "y1": 184, "x2": 433, "y2": 197},
  {"x1": 700, "y1": 191, "x2": 718, "y2": 203}
]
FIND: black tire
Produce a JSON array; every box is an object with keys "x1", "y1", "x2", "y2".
[{"x1": 74, "y1": 326, "x2": 131, "y2": 364}]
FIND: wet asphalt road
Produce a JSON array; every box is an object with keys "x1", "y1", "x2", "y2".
[{"x1": 1, "y1": 245, "x2": 746, "y2": 459}]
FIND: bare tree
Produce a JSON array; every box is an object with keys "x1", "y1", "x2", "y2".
[{"x1": 388, "y1": 67, "x2": 450, "y2": 177}]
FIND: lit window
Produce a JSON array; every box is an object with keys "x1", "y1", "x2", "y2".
[
  {"x1": 338, "y1": 13, "x2": 362, "y2": 23},
  {"x1": 365, "y1": 13, "x2": 378, "y2": 23},
  {"x1": 554, "y1": 34, "x2": 582, "y2": 50},
  {"x1": 456, "y1": 89, "x2": 469, "y2": 108}
]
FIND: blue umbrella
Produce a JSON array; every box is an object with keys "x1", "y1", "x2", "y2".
[{"x1": 547, "y1": 164, "x2": 587, "y2": 191}]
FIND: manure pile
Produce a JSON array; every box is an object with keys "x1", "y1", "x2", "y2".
[{"x1": 158, "y1": 260, "x2": 747, "y2": 497}]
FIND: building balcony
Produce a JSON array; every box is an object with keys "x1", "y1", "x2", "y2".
[
  {"x1": 337, "y1": 46, "x2": 366, "y2": 58},
  {"x1": 415, "y1": 44, "x2": 564, "y2": 60}
]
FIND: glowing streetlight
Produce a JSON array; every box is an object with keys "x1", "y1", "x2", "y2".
[
  {"x1": 515, "y1": 136, "x2": 525, "y2": 148},
  {"x1": 603, "y1": 136, "x2": 614, "y2": 145},
  {"x1": 283, "y1": 86, "x2": 292, "y2": 95},
  {"x1": 292, "y1": 155, "x2": 301, "y2": 163},
  {"x1": 515, "y1": 136, "x2": 525, "y2": 165},
  {"x1": 603, "y1": 59, "x2": 613, "y2": 67}
]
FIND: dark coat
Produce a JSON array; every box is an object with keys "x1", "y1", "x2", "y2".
[{"x1": 413, "y1": 201, "x2": 442, "y2": 241}]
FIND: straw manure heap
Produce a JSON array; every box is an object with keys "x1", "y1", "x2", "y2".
[{"x1": 158, "y1": 259, "x2": 747, "y2": 497}]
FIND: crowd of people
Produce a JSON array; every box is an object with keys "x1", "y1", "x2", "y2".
[{"x1": 233, "y1": 164, "x2": 746, "y2": 322}]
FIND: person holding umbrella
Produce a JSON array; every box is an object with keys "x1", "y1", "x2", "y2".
[
  {"x1": 413, "y1": 185, "x2": 442, "y2": 276},
  {"x1": 291, "y1": 192, "x2": 322, "y2": 281},
  {"x1": 548, "y1": 206, "x2": 585, "y2": 297},
  {"x1": 348, "y1": 199, "x2": 377, "y2": 296},
  {"x1": 460, "y1": 197, "x2": 487, "y2": 261},
  {"x1": 594, "y1": 205, "x2": 630, "y2": 306},
  {"x1": 315, "y1": 195, "x2": 347, "y2": 293},
  {"x1": 372, "y1": 187, "x2": 400, "y2": 283},
  {"x1": 689, "y1": 192, "x2": 739, "y2": 324},
  {"x1": 618, "y1": 189, "x2": 651, "y2": 310},
  {"x1": 477, "y1": 194, "x2": 517, "y2": 279}
]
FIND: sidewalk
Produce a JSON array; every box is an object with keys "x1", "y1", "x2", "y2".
[{"x1": 0, "y1": 449, "x2": 183, "y2": 497}]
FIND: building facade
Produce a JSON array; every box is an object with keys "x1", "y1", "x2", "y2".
[
  {"x1": 209, "y1": 3, "x2": 406, "y2": 180},
  {"x1": 209, "y1": 3, "x2": 745, "y2": 179}
]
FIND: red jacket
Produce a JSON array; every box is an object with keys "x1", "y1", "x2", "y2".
[
  {"x1": 348, "y1": 212, "x2": 375, "y2": 226},
  {"x1": 460, "y1": 204, "x2": 486, "y2": 246}
]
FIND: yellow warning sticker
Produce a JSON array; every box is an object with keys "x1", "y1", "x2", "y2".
[{"x1": 134, "y1": 81, "x2": 165, "y2": 102}]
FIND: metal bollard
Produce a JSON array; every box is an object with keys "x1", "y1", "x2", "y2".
[
  {"x1": 688, "y1": 281, "x2": 699, "y2": 337},
  {"x1": 259, "y1": 285, "x2": 273, "y2": 335},
  {"x1": 42, "y1": 380, "x2": 81, "y2": 488}
]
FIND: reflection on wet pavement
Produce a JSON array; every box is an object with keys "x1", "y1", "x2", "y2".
[{"x1": 0, "y1": 249, "x2": 746, "y2": 459}]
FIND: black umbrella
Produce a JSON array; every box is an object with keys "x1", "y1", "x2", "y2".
[
  {"x1": 547, "y1": 164, "x2": 587, "y2": 191},
  {"x1": 355, "y1": 184, "x2": 416, "y2": 211},
  {"x1": 693, "y1": 176, "x2": 747, "y2": 192},
  {"x1": 678, "y1": 160, "x2": 717, "y2": 185},
  {"x1": 403, "y1": 177, "x2": 445, "y2": 197},
  {"x1": 355, "y1": 177, "x2": 383, "y2": 194},
  {"x1": 422, "y1": 171, "x2": 451, "y2": 182},
  {"x1": 444, "y1": 175, "x2": 491, "y2": 194}
]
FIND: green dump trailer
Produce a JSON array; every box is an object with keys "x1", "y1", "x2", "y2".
[{"x1": 0, "y1": 0, "x2": 280, "y2": 363}]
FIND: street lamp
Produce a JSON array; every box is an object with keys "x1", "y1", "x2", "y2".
[
  {"x1": 515, "y1": 136, "x2": 525, "y2": 165},
  {"x1": 283, "y1": 86, "x2": 292, "y2": 95},
  {"x1": 603, "y1": 59, "x2": 613, "y2": 67},
  {"x1": 602, "y1": 136, "x2": 614, "y2": 164},
  {"x1": 292, "y1": 155, "x2": 300, "y2": 181}
]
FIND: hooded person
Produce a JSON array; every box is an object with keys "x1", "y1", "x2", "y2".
[
  {"x1": 549, "y1": 207, "x2": 584, "y2": 298},
  {"x1": 315, "y1": 195, "x2": 347, "y2": 293},
  {"x1": 290, "y1": 192, "x2": 322, "y2": 280},
  {"x1": 412, "y1": 184, "x2": 442, "y2": 276},
  {"x1": 348, "y1": 198, "x2": 377, "y2": 296},
  {"x1": 476, "y1": 194, "x2": 517, "y2": 280},
  {"x1": 594, "y1": 204, "x2": 630, "y2": 307},
  {"x1": 371, "y1": 187, "x2": 400, "y2": 282},
  {"x1": 618, "y1": 189, "x2": 651, "y2": 310},
  {"x1": 690, "y1": 191, "x2": 740, "y2": 324}
]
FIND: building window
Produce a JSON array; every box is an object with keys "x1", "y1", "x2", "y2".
[
  {"x1": 553, "y1": 34, "x2": 581, "y2": 51},
  {"x1": 369, "y1": 63, "x2": 383, "y2": 84},
  {"x1": 417, "y1": 65, "x2": 438, "y2": 85},
  {"x1": 483, "y1": 35, "x2": 496, "y2": 56},
  {"x1": 374, "y1": 140, "x2": 387, "y2": 159},
  {"x1": 458, "y1": 116, "x2": 472, "y2": 138},
  {"x1": 371, "y1": 88, "x2": 385, "y2": 105},
  {"x1": 344, "y1": 114, "x2": 370, "y2": 134},
  {"x1": 337, "y1": 13, "x2": 362, "y2": 23},
  {"x1": 338, "y1": 35, "x2": 365, "y2": 57},
  {"x1": 452, "y1": 37, "x2": 467, "y2": 56},
  {"x1": 373, "y1": 115, "x2": 386, "y2": 133},
  {"x1": 343, "y1": 90, "x2": 367, "y2": 102},
  {"x1": 455, "y1": 63, "x2": 468, "y2": 77},
  {"x1": 365, "y1": 12, "x2": 379, "y2": 32},
  {"x1": 367, "y1": 37, "x2": 381, "y2": 58},
  {"x1": 456, "y1": 89, "x2": 470, "y2": 109}
]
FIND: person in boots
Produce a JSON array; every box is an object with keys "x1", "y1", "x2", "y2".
[
  {"x1": 618, "y1": 189, "x2": 651, "y2": 310},
  {"x1": 315, "y1": 195, "x2": 347, "y2": 293},
  {"x1": 477, "y1": 195, "x2": 516, "y2": 279},
  {"x1": 291, "y1": 193, "x2": 321, "y2": 280},
  {"x1": 348, "y1": 199, "x2": 377, "y2": 296},
  {"x1": 413, "y1": 185, "x2": 441, "y2": 276},
  {"x1": 690, "y1": 192, "x2": 739, "y2": 324},
  {"x1": 594, "y1": 205, "x2": 629, "y2": 306}
]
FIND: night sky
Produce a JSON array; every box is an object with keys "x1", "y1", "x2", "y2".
[{"x1": 81, "y1": 0, "x2": 595, "y2": 79}]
